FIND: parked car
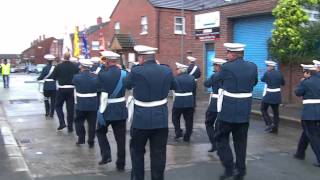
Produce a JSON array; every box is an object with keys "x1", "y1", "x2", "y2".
[
  {"x1": 10, "y1": 67, "x2": 17, "y2": 73},
  {"x1": 27, "y1": 64, "x2": 36, "y2": 73},
  {"x1": 35, "y1": 64, "x2": 46, "y2": 74}
]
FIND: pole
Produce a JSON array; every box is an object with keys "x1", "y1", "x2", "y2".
[{"x1": 180, "y1": 0, "x2": 185, "y2": 63}]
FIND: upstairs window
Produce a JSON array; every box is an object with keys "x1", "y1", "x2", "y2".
[
  {"x1": 115, "y1": 22, "x2": 120, "y2": 34},
  {"x1": 141, "y1": 16, "x2": 148, "y2": 34},
  {"x1": 174, "y1": 16, "x2": 186, "y2": 34}
]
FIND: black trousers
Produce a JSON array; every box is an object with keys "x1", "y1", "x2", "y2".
[
  {"x1": 43, "y1": 90, "x2": 56, "y2": 116},
  {"x1": 172, "y1": 107, "x2": 194, "y2": 138},
  {"x1": 205, "y1": 111, "x2": 218, "y2": 149},
  {"x1": 130, "y1": 128, "x2": 168, "y2": 180},
  {"x1": 296, "y1": 120, "x2": 320, "y2": 164},
  {"x1": 193, "y1": 83, "x2": 197, "y2": 107},
  {"x1": 216, "y1": 120, "x2": 249, "y2": 175},
  {"x1": 75, "y1": 110, "x2": 97, "y2": 144},
  {"x1": 55, "y1": 89, "x2": 74, "y2": 129},
  {"x1": 261, "y1": 103, "x2": 280, "y2": 128},
  {"x1": 97, "y1": 120, "x2": 126, "y2": 167},
  {"x1": 2, "y1": 75, "x2": 9, "y2": 88}
]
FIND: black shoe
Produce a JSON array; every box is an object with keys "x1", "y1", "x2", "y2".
[
  {"x1": 208, "y1": 146, "x2": 217, "y2": 153},
  {"x1": 57, "y1": 124, "x2": 66, "y2": 131},
  {"x1": 268, "y1": 128, "x2": 278, "y2": 134},
  {"x1": 68, "y1": 128, "x2": 73, "y2": 133},
  {"x1": 174, "y1": 133, "x2": 183, "y2": 139},
  {"x1": 116, "y1": 165, "x2": 125, "y2": 172},
  {"x1": 45, "y1": 113, "x2": 49, "y2": 117},
  {"x1": 76, "y1": 141, "x2": 85, "y2": 146},
  {"x1": 293, "y1": 154, "x2": 305, "y2": 160},
  {"x1": 99, "y1": 158, "x2": 112, "y2": 165},
  {"x1": 49, "y1": 114, "x2": 54, "y2": 118},
  {"x1": 219, "y1": 173, "x2": 233, "y2": 180},
  {"x1": 313, "y1": 163, "x2": 320, "y2": 167},
  {"x1": 234, "y1": 174, "x2": 244, "y2": 180},
  {"x1": 88, "y1": 143, "x2": 94, "y2": 149},
  {"x1": 264, "y1": 126, "x2": 272, "y2": 132},
  {"x1": 183, "y1": 135, "x2": 190, "y2": 142}
]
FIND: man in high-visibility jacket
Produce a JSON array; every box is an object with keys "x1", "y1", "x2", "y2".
[{"x1": 0, "y1": 59, "x2": 10, "y2": 88}]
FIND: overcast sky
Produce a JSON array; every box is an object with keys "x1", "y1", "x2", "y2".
[{"x1": 0, "y1": 0, "x2": 119, "y2": 54}]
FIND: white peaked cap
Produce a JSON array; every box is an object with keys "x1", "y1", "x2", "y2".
[
  {"x1": 91, "y1": 57, "x2": 101, "y2": 63},
  {"x1": 44, "y1": 54, "x2": 55, "y2": 61},
  {"x1": 134, "y1": 45, "x2": 158, "y2": 55},
  {"x1": 224, "y1": 43, "x2": 246, "y2": 51},
  {"x1": 312, "y1": 60, "x2": 320, "y2": 67},
  {"x1": 70, "y1": 57, "x2": 78, "y2": 62},
  {"x1": 79, "y1": 59, "x2": 93, "y2": 67},
  {"x1": 212, "y1": 58, "x2": 227, "y2": 65},
  {"x1": 131, "y1": 61, "x2": 139, "y2": 65},
  {"x1": 301, "y1": 64, "x2": 316, "y2": 71},
  {"x1": 100, "y1": 50, "x2": 120, "y2": 59},
  {"x1": 78, "y1": 55, "x2": 85, "y2": 60},
  {"x1": 175, "y1": 62, "x2": 188, "y2": 69},
  {"x1": 265, "y1": 60, "x2": 277, "y2": 66},
  {"x1": 187, "y1": 56, "x2": 197, "y2": 62}
]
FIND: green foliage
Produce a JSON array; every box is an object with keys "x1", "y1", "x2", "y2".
[{"x1": 270, "y1": 0, "x2": 320, "y2": 64}]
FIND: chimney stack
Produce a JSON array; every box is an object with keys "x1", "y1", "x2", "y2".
[
  {"x1": 43, "y1": 34, "x2": 46, "y2": 40},
  {"x1": 97, "y1": 16, "x2": 102, "y2": 25}
]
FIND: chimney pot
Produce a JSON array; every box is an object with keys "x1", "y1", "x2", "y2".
[{"x1": 97, "y1": 17, "x2": 102, "y2": 25}]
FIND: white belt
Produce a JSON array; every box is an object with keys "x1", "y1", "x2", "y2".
[
  {"x1": 174, "y1": 92, "x2": 193, "y2": 97},
  {"x1": 266, "y1": 88, "x2": 281, "y2": 92},
  {"x1": 58, "y1": 85, "x2": 75, "y2": 89},
  {"x1": 45, "y1": 79, "x2": 54, "y2": 82},
  {"x1": 211, "y1": 93, "x2": 219, "y2": 98},
  {"x1": 303, "y1": 99, "x2": 320, "y2": 104},
  {"x1": 208, "y1": 93, "x2": 219, "y2": 106},
  {"x1": 76, "y1": 92, "x2": 97, "y2": 97},
  {"x1": 108, "y1": 97, "x2": 126, "y2": 103},
  {"x1": 134, "y1": 98, "x2": 168, "y2": 107},
  {"x1": 223, "y1": 90, "x2": 252, "y2": 98}
]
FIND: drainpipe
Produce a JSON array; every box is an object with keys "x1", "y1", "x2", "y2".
[{"x1": 180, "y1": 0, "x2": 185, "y2": 63}]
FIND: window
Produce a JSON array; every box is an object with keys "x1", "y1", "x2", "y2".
[
  {"x1": 305, "y1": 9, "x2": 319, "y2": 22},
  {"x1": 174, "y1": 16, "x2": 186, "y2": 34},
  {"x1": 114, "y1": 22, "x2": 120, "y2": 34},
  {"x1": 141, "y1": 16, "x2": 148, "y2": 34}
]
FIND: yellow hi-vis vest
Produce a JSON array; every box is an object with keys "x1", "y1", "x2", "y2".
[{"x1": 1, "y1": 64, "x2": 10, "y2": 75}]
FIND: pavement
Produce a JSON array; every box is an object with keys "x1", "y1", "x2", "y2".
[{"x1": 0, "y1": 73, "x2": 319, "y2": 180}]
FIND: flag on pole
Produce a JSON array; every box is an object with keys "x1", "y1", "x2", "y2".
[
  {"x1": 73, "y1": 26, "x2": 80, "y2": 58},
  {"x1": 62, "y1": 27, "x2": 72, "y2": 58},
  {"x1": 81, "y1": 30, "x2": 90, "y2": 58}
]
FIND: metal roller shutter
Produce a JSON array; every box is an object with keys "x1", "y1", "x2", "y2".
[{"x1": 233, "y1": 15, "x2": 275, "y2": 99}]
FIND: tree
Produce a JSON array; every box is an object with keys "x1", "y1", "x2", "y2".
[
  {"x1": 270, "y1": 0, "x2": 320, "y2": 102},
  {"x1": 271, "y1": 0, "x2": 320, "y2": 62}
]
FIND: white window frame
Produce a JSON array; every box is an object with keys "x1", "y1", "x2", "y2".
[
  {"x1": 114, "y1": 22, "x2": 120, "y2": 33},
  {"x1": 304, "y1": 9, "x2": 319, "y2": 22},
  {"x1": 174, "y1": 16, "x2": 186, "y2": 35},
  {"x1": 140, "y1": 16, "x2": 148, "y2": 35}
]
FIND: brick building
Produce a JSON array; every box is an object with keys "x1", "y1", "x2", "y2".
[
  {"x1": 21, "y1": 37, "x2": 63, "y2": 64},
  {"x1": 85, "y1": 17, "x2": 109, "y2": 57},
  {"x1": 106, "y1": 0, "x2": 284, "y2": 99},
  {"x1": 0, "y1": 54, "x2": 21, "y2": 66}
]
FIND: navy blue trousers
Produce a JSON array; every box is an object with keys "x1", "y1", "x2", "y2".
[
  {"x1": 216, "y1": 120, "x2": 249, "y2": 175},
  {"x1": 296, "y1": 120, "x2": 320, "y2": 164},
  {"x1": 130, "y1": 128, "x2": 168, "y2": 180}
]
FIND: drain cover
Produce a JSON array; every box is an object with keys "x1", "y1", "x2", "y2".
[
  {"x1": 20, "y1": 139, "x2": 31, "y2": 144},
  {"x1": 10, "y1": 99, "x2": 39, "y2": 104}
]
